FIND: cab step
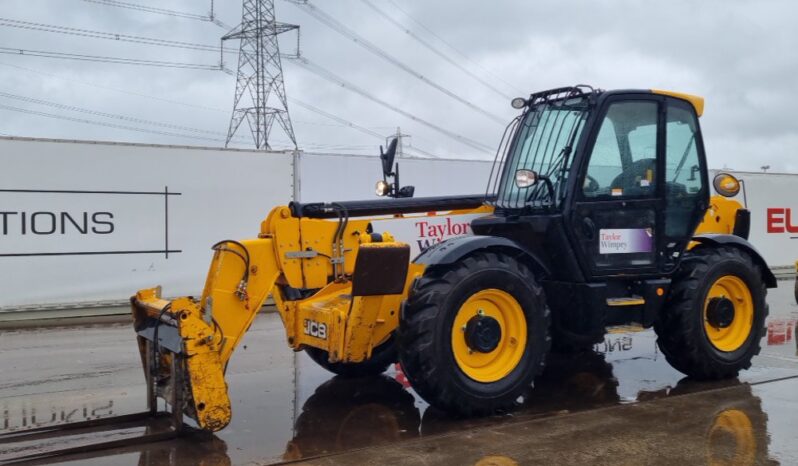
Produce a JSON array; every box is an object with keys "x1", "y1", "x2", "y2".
[{"x1": 606, "y1": 296, "x2": 646, "y2": 306}]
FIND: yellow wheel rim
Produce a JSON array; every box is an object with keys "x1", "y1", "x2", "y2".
[
  {"x1": 704, "y1": 275, "x2": 754, "y2": 352},
  {"x1": 451, "y1": 289, "x2": 527, "y2": 383}
]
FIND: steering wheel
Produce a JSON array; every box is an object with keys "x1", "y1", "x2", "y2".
[{"x1": 583, "y1": 174, "x2": 600, "y2": 193}]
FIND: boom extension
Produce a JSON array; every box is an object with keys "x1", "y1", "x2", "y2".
[
  {"x1": 131, "y1": 237, "x2": 280, "y2": 431},
  {"x1": 131, "y1": 199, "x2": 489, "y2": 431}
]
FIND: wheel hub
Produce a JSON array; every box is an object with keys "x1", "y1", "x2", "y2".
[
  {"x1": 464, "y1": 315, "x2": 502, "y2": 353},
  {"x1": 706, "y1": 297, "x2": 735, "y2": 328}
]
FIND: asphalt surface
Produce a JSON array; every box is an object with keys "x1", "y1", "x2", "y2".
[{"x1": 0, "y1": 281, "x2": 796, "y2": 465}]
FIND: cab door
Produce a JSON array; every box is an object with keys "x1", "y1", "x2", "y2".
[{"x1": 569, "y1": 95, "x2": 665, "y2": 278}]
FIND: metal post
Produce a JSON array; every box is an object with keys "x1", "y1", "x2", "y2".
[
  {"x1": 170, "y1": 355, "x2": 184, "y2": 432},
  {"x1": 145, "y1": 340, "x2": 156, "y2": 415}
]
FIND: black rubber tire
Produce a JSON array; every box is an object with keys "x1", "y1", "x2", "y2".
[
  {"x1": 285, "y1": 375, "x2": 420, "y2": 459},
  {"x1": 654, "y1": 246, "x2": 768, "y2": 380},
  {"x1": 305, "y1": 336, "x2": 397, "y2": 377},
  {"x1": 794, "y1": 275, "x2": 797, "y2": 305},
  {"x1": 398, "y1": 251, "x2": 551, "y2": 416}
]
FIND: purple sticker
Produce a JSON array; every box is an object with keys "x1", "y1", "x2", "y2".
[{"x1": 599, "y1": 228, "x2": 653, "y2": 254}]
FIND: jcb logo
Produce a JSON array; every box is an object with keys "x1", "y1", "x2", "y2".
[{"x1": 303, "y1": 319, "x2": 327, "y2": 340}]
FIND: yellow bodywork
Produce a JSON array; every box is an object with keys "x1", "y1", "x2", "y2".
[
  {"x1": 651, "y1": 89, "x2": 705, "y2": 117},
  {"x1": 689, "y1": 194, "x2": 745, "y2": 251},
  {"x1": 695, "y1": 195, "x2": 744, "y2": 236},
  {"x1": 131, "y1": 189, "x2": 738, "y2": 432},
  {"x1": 131, "y1": 204, "x2": 487, "y2": 431}
]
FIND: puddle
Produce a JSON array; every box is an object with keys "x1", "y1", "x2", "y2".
[{"x1": 0, "y1": 281, "x2": 795, "y2": 465}]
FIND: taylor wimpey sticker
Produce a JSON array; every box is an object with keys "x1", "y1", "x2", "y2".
[{"x1": 599, "y1": 228, "x2": 654, "y2": 254}]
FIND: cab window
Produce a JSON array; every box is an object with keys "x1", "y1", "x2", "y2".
[
  {"x1": 583, "y1": 101, "x2": 659, "y2": 198},
  {"x1": 665, "y1": 102, "x2": 702, "y2": 195},
  {"x1": 664, "y1": 99, "x2": 705, "y2": 237}
]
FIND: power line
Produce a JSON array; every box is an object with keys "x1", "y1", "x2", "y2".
[
  {"x1": 0, "y1": 103, "x2": 231, "y2": 143},
  {"x1": 82, "y1": 0, "x2": 209, "y2": 21},
  {"x1": 292, "y1": 56, "x2": 493, "y2": 153},
  {"x1": 384, "y1": 0, "x2": 525, "y2": 96},
  {"x1": 0, "y1": 100, "x2": 357, "y2": 151},
  {"x1": 3, "y1": 4, "x2": 497, "y2": 155},
  {"x1": 0, "y1": 69, "x2": 382, "y2": 151},
  {"x1": 358, "y1": 0, "x2": 512, "y2": 101},
  {"x1": 0, "y1": 46, "x2": 221, "y2": 70},
  {"x1": 290, "y1": 99, "x2": 440, "y2": 158},
  {"x1": 0, "y1": 91, "x2": 242, "y2": 139},
  {"x1": 83, "y1": 0, "x2": 233, "y2": 29},
  {"x1": 0, "y1": 16, "x2": 493, "y2": 153},
  {"x1": 0, "y1": 17, "x2": 236, "y2": 53},
  {"x1": 0, "y1": 61, "x2": 226, "y2": 113},
  {"x1": 285, "y1": 0, "x2": 505, "y2": 125},
  {"x1": 0, "y1": 60, "x2": 447, "y2": 156},
  {"x1": 227, "y1": 62, "x2": 463, "y2": 155}
]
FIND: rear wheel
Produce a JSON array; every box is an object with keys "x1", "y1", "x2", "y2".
[
  {"x1": 794, "y1": 265, "x2": 797, "y2": 304},
  {"x1": 654, "y1": 246, "x2": 767, "y2": 379},
  {"x1": 305, "y1": 336, "x2": 397, "y2": 377},
  {"x1": 398, "y1": 251, "x2": 551, "y2": 415}
]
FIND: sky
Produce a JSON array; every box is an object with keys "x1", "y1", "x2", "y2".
[{"x1": 0, "y1": 0, "x2": 796, "y2": 172}]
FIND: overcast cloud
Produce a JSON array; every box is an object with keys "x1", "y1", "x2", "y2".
[{"x1": 0, "y1": 0, "x2": 795, "y2": 172}]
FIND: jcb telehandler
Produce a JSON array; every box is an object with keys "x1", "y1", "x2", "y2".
[{"x1": 130, "y1": 86, "x2": 774, "y2": 432}]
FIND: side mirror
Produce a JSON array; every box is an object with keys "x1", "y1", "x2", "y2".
[
  {"x1": 380, "y1": 138, "x2": 398, "y2": 178},
  {"x1": 397, "y1": 185, "x2": 415, "y2": 198},
  {"x1": 375, "y1": 137, "x2": 414, "y2": 198}
]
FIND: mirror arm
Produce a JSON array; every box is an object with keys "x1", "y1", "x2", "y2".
[
  {"x1": 542, "y1": 176, "x2": 556, "y2": 203},
  {"x1": 392, "y1": 162, "x2": 400, "y2": 198},
  {"x1": 524, "y1": 175, "x2": 556, "y2": 205}
]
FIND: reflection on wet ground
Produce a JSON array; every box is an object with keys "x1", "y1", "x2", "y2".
[{"x1": 0, "y1": 282, "x2": 796, "y2": 465}]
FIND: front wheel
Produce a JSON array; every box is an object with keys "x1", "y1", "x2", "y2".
[
  {"x1": 654, "y1": 246, "x2": 768, "y2": 379},
  {"x1": 398, "y1": 251, "x2": 551, "y2": 416}
]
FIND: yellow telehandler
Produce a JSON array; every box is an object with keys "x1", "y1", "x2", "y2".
[{"x1": 118, "y1": 86, "x2": 779, "y2": 433}]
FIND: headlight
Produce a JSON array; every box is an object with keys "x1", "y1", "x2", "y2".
[
  {"x1": 511, "y1": 97, "x2": 527, "y2": 109},
  {"x1": 375, "y1": 180, "x2": 390, "y2": 196},
  {"x1": 514, "y1": 169, "x2": 538, "y2": 188},
  {"x1": 713, "y1": 173, "x2": 741, "y2": 197}
]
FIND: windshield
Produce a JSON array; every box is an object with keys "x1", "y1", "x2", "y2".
[{"x1": 492, "y1": 97, "x2": 589, "y2": 209}]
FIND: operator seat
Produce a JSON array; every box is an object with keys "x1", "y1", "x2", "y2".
[{"x1": 610, "y1": 158, "x2": 656, "y2": 195}]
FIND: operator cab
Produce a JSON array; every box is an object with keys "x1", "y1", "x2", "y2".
[{"x1": 478, "y1": 86, "x2": 709, "y2": 281}]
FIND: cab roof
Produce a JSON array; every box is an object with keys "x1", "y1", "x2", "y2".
[
  {"x1": 523, "y1": 86, "x2": 705, "y2": 118},
  {"x1": 651, "y1": 89, "x2": 704, "y2": 117}
]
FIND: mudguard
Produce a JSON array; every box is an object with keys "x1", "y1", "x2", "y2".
[
  {"x1": 413, "y1": 235, "x2": 550, "y2": 278},
  {"x1": 692, "y1": 234, "x2": 777, "y2": 288}
]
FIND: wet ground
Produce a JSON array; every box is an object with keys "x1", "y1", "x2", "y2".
[{"x1": 0, "y1": 281, "x2": 796, "y2": 465}]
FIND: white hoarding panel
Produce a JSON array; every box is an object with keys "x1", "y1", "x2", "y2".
[
  {"x1": 297, "y1": 152, "x2": 493, "y2": 202},
  {"x1": 0, "y1": 137, "x2": 294, "y2": 309},
  {"x1": 715, "y1": 170, "x2": 798, "y2": 268}
]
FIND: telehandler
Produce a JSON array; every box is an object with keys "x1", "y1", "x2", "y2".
[{"x1": 129, "y1": 85, "x2": 774, "y2": 432}]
